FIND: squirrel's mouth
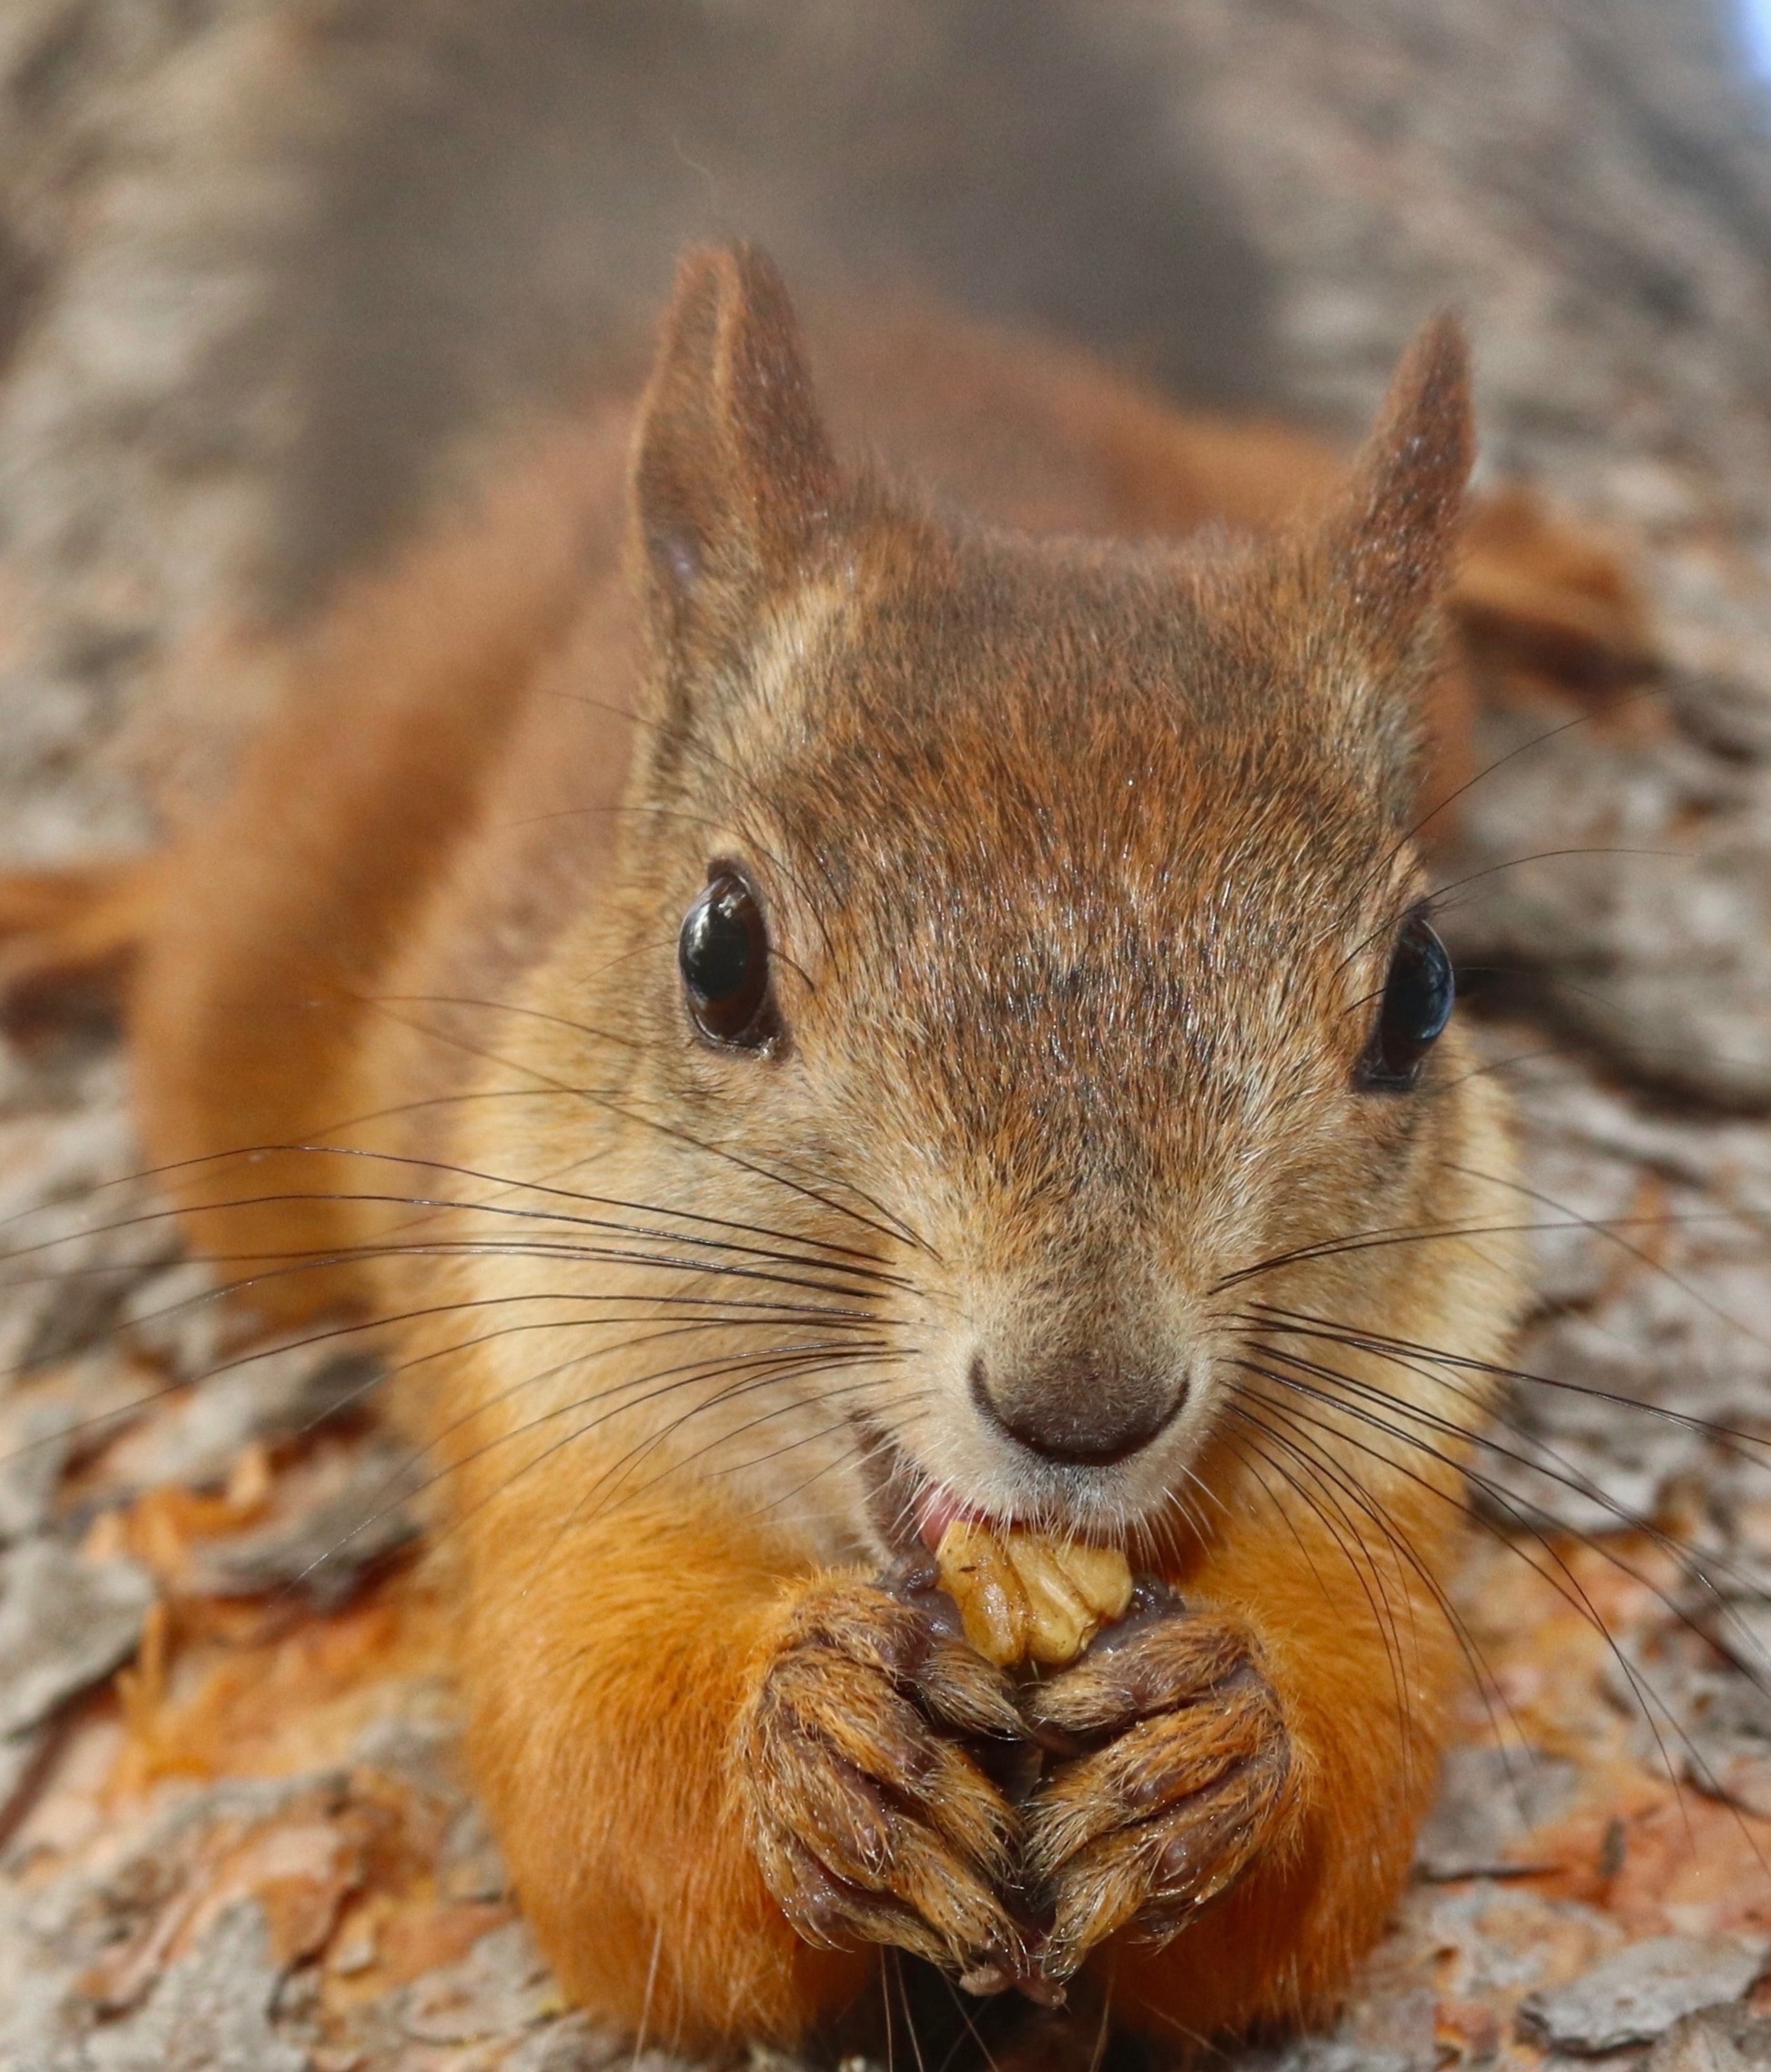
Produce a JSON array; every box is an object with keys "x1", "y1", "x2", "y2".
[
  {"x1": 851, "y1": 1410, "x2": 1166, "y2": 1564},
  {"x1": 853, "y1": 1416, "x2": 997, "y2": 1562}
]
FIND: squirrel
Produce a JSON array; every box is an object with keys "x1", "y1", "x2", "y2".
[{"x1": 0, "y1": 245, "x2": 1655, "y2": 2051}]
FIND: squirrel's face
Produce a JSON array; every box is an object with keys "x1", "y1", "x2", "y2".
[
  {"x1": 504, "y1": 248, "x2": 1513, "y2": 1562},
  {"x1": 602, "y1": 531, "x2": 1492, "y2": 1557}
]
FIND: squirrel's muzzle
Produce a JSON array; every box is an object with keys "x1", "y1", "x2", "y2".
[{"x1": 967, "y1": 1346, "x2": 1186, "y2": 1467}]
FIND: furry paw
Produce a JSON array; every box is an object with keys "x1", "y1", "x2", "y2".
[
  {"x1": 1022, "y1": 1584, "x2": 1292, "y2": 1985},
  {"x1": 737, "y1": 1568, "x2": 1029, "y2": 1990}
]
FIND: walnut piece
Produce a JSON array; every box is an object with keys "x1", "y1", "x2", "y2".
[{"x1": 935, "y1": 1521, "x2": 1133, "y2": 1667}]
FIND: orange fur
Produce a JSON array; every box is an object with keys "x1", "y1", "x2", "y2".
[
  {"x1": 1, "y1": 251, "x2": 1655, "y2": 2052},
  {"x1": 1108, "y1": 1437, "x2": 1471, "y2": 2038}
]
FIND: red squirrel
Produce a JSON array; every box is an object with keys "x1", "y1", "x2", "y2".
[{"x1": 0, "y1": 247, "x2": 1654, "y2": 2051}]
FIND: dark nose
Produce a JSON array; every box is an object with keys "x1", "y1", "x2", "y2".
[{"x1": 969, "y1": 1350, "x2": 1183, "y2": 1467}]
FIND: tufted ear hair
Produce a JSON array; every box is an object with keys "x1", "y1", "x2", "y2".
[
  {"x1": 632, "y1": 243, "x2": 839, "y2": 655},
  {"x1": 1325, "y1": 312, "x2": 1474, "y2": 668}
]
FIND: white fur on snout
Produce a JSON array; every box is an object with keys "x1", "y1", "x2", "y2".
[{"x1": 880, "y1": 1323, "x2": 1230, "y2": 1544}]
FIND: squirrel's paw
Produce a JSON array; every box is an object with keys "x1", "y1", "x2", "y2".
[
  {"x1": 737, "y1": 1570, "x2": 1028, "y2": 1991},
  {"x1": 1022, "y1": 1583, "x2": 1292, "y2": 1986}
]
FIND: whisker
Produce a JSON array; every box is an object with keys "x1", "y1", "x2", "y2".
[
  {"x1": 0, "y1": 1281, "x2": 890, "y2": 1488},
  {"x1": 1443, "y1": 1156, "x2": 1771, "y2": 1363},
  {"x1": 292, "y1": 1336, "x2": 897, "y2": 1592},
  {"x1": 332, "y1": 987, "x2": 933, "y2": 1258},
  {"x1": 1243, "y1": 1316, "x2": 1771, "y2": 1669},
  {"x1": 1243, "y1": 1300, "x2": 1771, "y2": 1464},
  {"x1": 1217, "y1": 1396, "x2": 1417, "y2": 1743},
  {"x1": 1221, "y1": 1392, "x2": 1522, "y2": 1804},
  {"x1": 488, "y1": 1357, "x2": 908, "y2": 1584},
  {"x1": 1427, "y1": 845, "x2": 1680, "y2": 909},
  {"x1": 567, "y1": 1354, "x2": 907, "y2": 1521},
  {"x1": 1324, "y1": 682, "x2": 1668, "y2": 944},
  {"x1": 1236, "y1": 1358, "x2": 1759, "y2": 1851},
  {"x1": 0, "y1": 1163, "x2": 906, "y2": 1282},
  {"x1": 739, "y1": 1393, "x2": 939, "y2": 1531},
  {"x1": 1254, "y1": 1334, "x2": 1769, "y2": 1630},
  {"x1": 1214, "y1": 1207, "x2": 1743, "y2": 1293}
]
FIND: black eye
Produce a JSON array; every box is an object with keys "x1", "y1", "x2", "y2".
[
  {"x1": 678, "y1": 870, "x2": 775, "y2": 1050},
  {"x1": 1356, "y1": 912, "x2": 1453, "y2": 1092}
]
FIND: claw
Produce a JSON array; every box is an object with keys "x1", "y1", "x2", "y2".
[
  {"x1": 1022, "y1": 1602, "x2": 1292, "y2": 1987},
  {"x1": 740, "y1": 1574, "x2": 1027, "y2": 1985}
]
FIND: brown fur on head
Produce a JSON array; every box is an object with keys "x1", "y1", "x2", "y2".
[{"x1": 455, "y1": 246, "x2": 1518, "y2": 1566}]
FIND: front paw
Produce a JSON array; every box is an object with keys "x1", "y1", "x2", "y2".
[
  {"x1": 1023, "y1": 1585, "x2": 1293, "y2": 1985},
  {"x1": 736, "y1": 1570, "x2": 1028, "y2": 1990}
]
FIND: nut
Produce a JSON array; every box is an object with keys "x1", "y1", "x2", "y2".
[{"x1": 935, "y1": 1521, "x2": 1132, "y2": 1667}]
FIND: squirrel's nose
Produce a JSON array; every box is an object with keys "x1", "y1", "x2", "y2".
[{"x1": 968, "y1": 1349, "x2": 1184, "y2": 1467}]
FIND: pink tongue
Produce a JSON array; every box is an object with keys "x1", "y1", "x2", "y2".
[{"x1": 916, "y1": 1483, "x2": 986, "y2": 1551}]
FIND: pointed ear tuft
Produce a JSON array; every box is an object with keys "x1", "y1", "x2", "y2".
[
  {"x1": 1329, "y1": 312, "x2": 1474, "y2": 662},
  {"x1": 632, "y1": 244, "x2": 838, "y2": 638}
]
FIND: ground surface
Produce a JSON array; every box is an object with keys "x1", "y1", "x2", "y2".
[{"x1": 7, "y1": 4, "x2": 1771, "y2": 2069}]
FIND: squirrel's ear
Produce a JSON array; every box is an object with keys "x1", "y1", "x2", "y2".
[
  {"x1": 1326, "y1": 312, "x2": 1473, "y2": 664},
  {"x1": 632, "y1": 244, "x2": 838, "y2": 646}
]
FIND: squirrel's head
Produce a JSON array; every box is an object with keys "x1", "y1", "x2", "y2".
[{"x1": 499, "y1": 245, "x2": 1518, "y2": 1564}]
